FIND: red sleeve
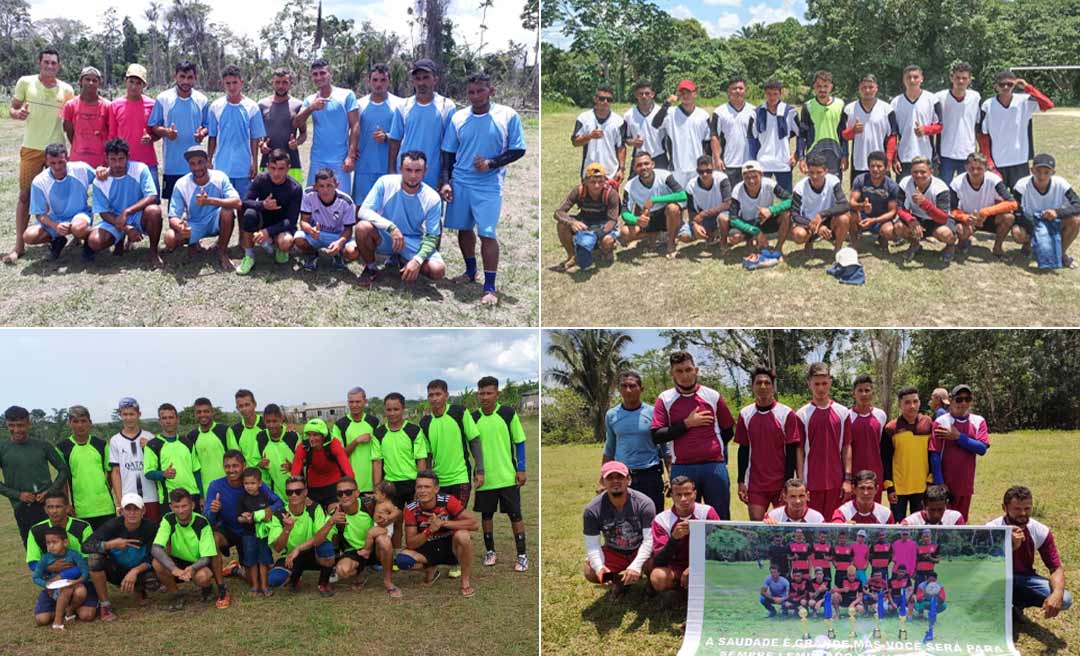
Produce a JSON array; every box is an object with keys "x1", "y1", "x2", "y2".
[
  {"x1": 651, "y1": 519, "x2": 670, "y2": 552},
  {"x1": 956, "y1": 515, "x2": 966, "y2": 526},
  {"x1": 403, "y1": 506, "x2": 417, "y2": 527},
  {"x1": 331, "y1": 440, "x2": 354, "y2": 477},
  {"x1": 290, "y1": 444, "x2": 306, "y2": 477},
  {"x1": 918, "y1": 197, "x2": 949, "y2": 224},
  {"x1": 885, "y1": 134, "x2": 897, "y2": 165},
  {"x1": 897, "y1": 207, "x2": 916, "y2": 224},
  {"x1": 887, "y1": 512, "x2": 896, "y2": 524},
  {"x1": 1039, "y1": 531, "x2": 1063, "y2": 571},
  {"x1": 448, "y1": 495, "x2": 465, "y2": 518},
  {"x1": 977, "y1": 133, "x2": 996, "y2": 170},
  {"x1": 734, "y1": 414, "x2": 748, "y2": 446},
  {"x1": 651, "y1": 397, "x2": 668, "y2": 430},
  {"x1": 830, "y1": 509, "x2": 846, "y2": 523},
  {"x1": 1026, "y1": 85, "x2": 1055, "y2": 112},
  {"x1": 784, "y1": 412, "x2": 802, "y2": 445},
  {"x1": 921, "y1": 123, "x2": 943, "y2": 136},
  {"x1": 841, "y1": 125, "x2": 856, "y2": 141},
  {"x1": 716, "y1": 396, "x2": 735, "y2": 430}
]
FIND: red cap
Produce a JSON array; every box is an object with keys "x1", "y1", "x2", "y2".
[
  {"x1": 677, "y1": 79, "x2": 696, "y2": 93},
  {"x1": 600, "y1": 461, "x2": 630, "y2": 479}
]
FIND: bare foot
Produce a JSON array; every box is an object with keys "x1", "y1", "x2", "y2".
[
  {"x1": 554, "y1": 256, "x2": 575, "y2": 272},
  {"x1": 217, "y1": 251, "x2": 235, "y2": 271},
  {"x1": 2, "y1": 249, "x2": 23, "y2": 265},
  {"x1": 480, "y1": 291, "x2": 499, "y2": 306},
  {"x1": 147, "y1": 251, "x2": 164, "y2": 268}
]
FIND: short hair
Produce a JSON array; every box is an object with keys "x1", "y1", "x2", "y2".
[
  {"x1": 770, "y1": 564, "x2": 780, "y2": 571},
  {"x1": 867, "y1": 150, "x2": 887, "y2": 166},
  {"x1": 812, "y1": 70, "x2": 833, "y2": 84},
  {"x1": 806, "y1": 362, "x2": 830, "y2": 379},
  {"x1": 222, "y1": 449, "x2": 245, "y2": 463},
  {"x1": 375, "y1": 480, "x2": 395, "y2": 497},
  {"x1": 632, "y1": 151, "x2": 653, "y2": 163},
  {"x1": 897, "y1": 385, "x2": 919, "y2": 400},
  {"x1": 859, "y1": 73, "x2": 879, "y2": 86},
  {"x1": 466, "y1": 71, "x2": 491, "y2": 85},
  {"x1": 902, "y1": 64, "x2": 923, "y2": 76},
  {"x1": 235, "y1": 389, "x2": 255, "y2": 402},
  {"x1": 383, "y1": 392, "x2": 406, "y2": 406},
  {"x1": 4, "y1": 405, "x2": 30, "y2": 422},
  {"x1": 995, "y1": 69, "x2": 1017, "y2": 85},
  {"x1": 42, "y1": 526, "x2": 68, "y2": 540},
  {"x1": 194, "y1": 397, "x2": 213, "y2": 407},
  {"x1": 477, "y1": 375, "x2": 499, "y2": 390},
  {"x1": 427, "y1": 379, "x2": 448, "y2": 393},
  {"x1": 370, "y1": 63, "x2": 390, "y2": 77},
  {"x1": 400, "y1": 149, "x2": 428, "y2": 166},
  {"x1": 805, "y1": 153, "x2": 827, "y2": 169},
  {"x1": 910, "y1": 155, "x2": 933, "y2": 169},
  {"x1": 44, "y1": 490, "x2": 68, "y2": 503},
  {"x1": 310, "y1": 58, "x2": 330, "y2": 71},
  {"x1": 783, "y1": 478, "x2": 807, "y2": 491},
  {"x1": 951, "y1": 61, "x2": 973, "y2": 76},
  {"x1": 37, "y1": 48, "x2": 60, "y2": 62},
  {"x1": 104, "y1": 138, "x2": 130, "y2": 158},
  {"x1": 669, "y1": 351, "x2": 694, "y2": 367},
  {"x1": 242, "y1": 467, "x2": 262, "y2": 481},
  {"x1": 763, "y1": 79, "x2": 783, "y2": 92},
  {"x1": 618, "y1": 371, "x2": 643, "y2": 387},
  {"x1": 267, "y1": 148, "x2": 291, "y2": 165},
  {"x1": 44, "y1": 143, "x2": 67, "y2": 158},
  {"x1": 1003, "y1": 485, "x2": 1032, "y2": 506},
  {"x1": 284, "y1": 476, "x2": 306, "y2": 489},
  {"x1": 169, "y1": 488, "x2": 193, "y2": 504},
  {"x1": 965, "y1": 152, "x2": 989, "y2": 166},
  {"x1": 221, "y1": 64, "x2": 242, "y2": 79},
  {"x1": 632, "y1": 79, "x2": 653, "y2": 92},
  {"x1": 271, "y1": 67, "x2": 291, "y2": 79},
  {"x1": 595, "y1": 84, "x2": 613, "y2": 95},
  {"x1": 347, "y1": 387, "x2": 367, "y2": 398},
  {"x1": 854, "y1": 470, "x2": 878, "y2": 484},
  {"x1": 67, "y1": 405, "x2": 90, "y2": 420},
  {"x1": 336, "y1": 476, "x2": 358, "y2": 489},
  {"x1": 263, "y1": 403, "x2": 283, "y2": 417},
  {"x1": 158, "y1": 403, "x2": 178, "y2": 415},
  {"x1": 853, "y1": 374, "x2": 873, "y2": 388},
  {"x1": 727, "y1": 74, "x2": 745, "y2": 89},
  {"x1": 669, "y1": 475, "x2": 695, "y2": 491},
  {"x1": 175, "y1": 60, "x2": 197, "y2": 75},
  {"x1": 696, "y1": 154, "x2": 713, "y2": 168},
  {"x1": 314, "y1": 167, "x2": 337, "y2": 182},
  {"x1": 416, "y1": 469, "x2": 440, "y2": 486},
  {"x1": 924, "y1": 484, "x2": 950, "y2": 504},
  {"x1": 751, "y1": 365, "x2": 775, "y2": 383}
]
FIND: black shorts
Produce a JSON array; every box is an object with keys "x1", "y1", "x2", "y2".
[
  {"x1": 308, "y1": 484, "x2": 337, "y2": 510},
  {"x1": 644, "y1": 207, "x2": 671, "y2": 233},
  {"x1": 919, "y1": 217, "x2": 957, "y2": 235},
  {"x1": 171, "y1": 557, "x2": 195, "y2": 570},
  {"x1": 274, "y1": 547, "x2": 326, "y2": 573},
  {"x1": 390, "y1": 480, "x2": 416, "y2": 509},
  {"x1": 103, "y1": 560, "x2": 150, "y2": 587},
  {"x1": 997, "y1": 163, "x2": 1029, "y2": 191},
  {"x1": 442, "y1": 482, "x2": 472, "y2": 507},
  {"x1": 417, "y1": 538, "x2": 458, "y2": 566},
  {"x1": 216, "y1": 525, "x2": 243, "y2": 556},
  {"x1": 474, "y1": 485, "x2": 522, "y2": 516},
  {"x1": 162, "y1": 174, "x2": 184, "y2": 202},
  {"x1": 241, "y1": 207, "x2": 294, "y2": 237},
  {"x1": 338, "y1": 549, "x2": 370, "y2": 569},
  {"x1": 977, "y1": 212, "x2": 1013, "y2": 233}
]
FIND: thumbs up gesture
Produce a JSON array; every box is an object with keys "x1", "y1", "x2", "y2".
[
  {"x1": 209, "y1": 492, "x2": 222, "y2": 513},
  {"x1": 166, "y1": 123, "x2": 179, "y2": 140},
  {"x1": 195, "y1": 189, "x2": 211, "y2": 206},
  {"x1": 311, "y1": 95, "x2": 327, "y2": 112},
  {"x1": 914, "y1": 121, "x2": 925, "y2": 138},
  {"x1": 853, "y1": 119, "x2": 865, "y2": 134},
  {"x1": 163, "y1": 464, "x2": 176, "y2": 479},
  {"x1": 263, "y1": 193, "x2": 280, "y2": 211}
]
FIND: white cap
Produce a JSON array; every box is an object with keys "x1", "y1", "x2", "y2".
[
  {"x1": 835, "y1": 246, "x2": 859, "y2": 268},
  {"x1": 741, "y1": 160, "x2": 764, "y2": 174},
  {"x1": 120, "y1": 493, "x2": 144, "y2": 509}
]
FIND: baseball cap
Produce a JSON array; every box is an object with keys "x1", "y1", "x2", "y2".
[
  {"x1": 304, "y1": 418, "x2": 329, "y2": 436},
  {"x1": 184, "y1": 145, "x2": 209, "y2": 161},
  {"x1": 676, "y1": 79, "x2": 696, "y2": 93},
  {"x1": 600, "y1": 461, "x2": 629, "y2": 479},
  {"x1": 411, "y1": 58, "x2": 438, "y2": 75},
  {"x1": 856, "y1": 529, "x2": 868, "y2": 538},
  {"x1": 125, "y1": 63, "x2": 148, "y2": 83},
  {"x1": 1032, "y1": 153, "x2": 1056, "y2": 170},
  {"x1": 835, "y1": 247, "x2": 859, "y2": 268},
  {"x1": 741, "y1": 160, "x2": 764, "y2": 174},
  {"x1": 117, "y1": 397, "x2": 139, "y2": 411},
  {"x1": 584, "y1": 162, "x2": 608, "y2": 178},
  {"x1": 80, "y1": 66, "x2": 102, "y2": 80},
  {"x1": 120, "y1": 493, "x2": 144, "y2": 509},
  {"x1": 573, "y1": 230, "x2": 598, "y2": 269},
  {"x1": 951, "y1": 383, "x2": 972, "y2": 397}
]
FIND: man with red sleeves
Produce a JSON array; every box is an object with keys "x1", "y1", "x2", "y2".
[
  {"x1": 979, "y1": 69, "x2": 1055, "y2": 191},
  {"x1": 651, "y1": 351, "x2": 736, "y2": 519},
  {"x1": 930, "y1": 384, "x2": 989, "y2": 521},
  {"x1": 788, "y1": 527, "x2": 811, "y2": 580},
  {"x1": 648, "y1": 475, "x2": 718, "y2": 596},
  {"x1": 735, "y1": 366, "x2": 802, "y2": 520},
  {"x1": 845, "y1": 375, "x2": 887, "y2": 503},
  {"x1": 890, "y1": 65, "x2": 943, "y2": 180},
  {"x1": 795, "y1": 362, "x2": 851, "y2": 520},
  {"x1": 895, "y1": 156, "x2": 958, "y2": 264}
]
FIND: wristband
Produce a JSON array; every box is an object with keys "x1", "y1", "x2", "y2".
[{"x1": 767, "y1": 198, "x2": 792, "y2": 215}]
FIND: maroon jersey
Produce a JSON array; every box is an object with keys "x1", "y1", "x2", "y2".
[
  {"x1": 734, "y1": 401, "x2": 802, "y2": 492},
  {"x1": 867, "y1": 576, "x2": 889, "y2": 596},
  {"x1": 796, "y1": 401, "x2": 850, "y2": 491},
  {"x1": 811, "y1": 542, "x2": 833, "y2": 571},
  {"x1": 845, "y1": 407, "x2": 887, "y2": 486},
  {"x1": 890, "y1": 573, "x2": 912, "y2": 596},
  {"x1": 788, "y1": 577, "x2": 809, "y2": 603},
  {"x1": 652, "y1": 385, "x2": 735, "y2": 464}
]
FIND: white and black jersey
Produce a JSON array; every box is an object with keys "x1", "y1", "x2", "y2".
[
  {"x1": 898, "y1": 175, "x2": 953, "y2": 221},
  {"x1": 729, "y1": 176, "x2": 790, "y2": 223},
  {"x1": 792, "y1": 174, "x2": 848, "y2": 223},
  {"x1": 652, "y1": 103, "x2": 712, "y2": 187},
  {"x1": 623, "y1": 168, "x2": 683, "y2": 213},
  {"x1": 842, "y1": 98, "x2": 898, "y2": 171},
  {"x1": 949, "y1": 170, "x2": 1012, "y2": 214},
  {"x1": 573, "y1": 109, "x2": 625, "y2": 179},
  {"x1": 979, "y1": 94, "x2": 1045, "y2": 168},
  {"x1": 686, "y1": 174, "x2": 732, "y2": 218},
  {"x1": 623, "y1": 103, "x2": 666, "y2": 159},
  {"x1": 750, "y1": 102, "x2": 799, "y2": 173},
  {"x1": 711, "y1": 102, "x2": 755, "y2": 169},
  {"x1": 1014, "y1": 175, "x2": 1080, "y2": 221},
  {"x1": 935, "y1": 89, "x2": 981, "y2": 160},
  {"x1": 890, "y1": 90, "x2": 942, "y2": 163}
]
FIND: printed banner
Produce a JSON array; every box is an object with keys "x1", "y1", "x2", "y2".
[{"x1": 679, "y1": 521, "x2": 1017, "y2": 656}]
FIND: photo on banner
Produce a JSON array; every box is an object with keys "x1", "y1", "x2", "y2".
[{"x1": 681, "y1": 521, "x2": 1015, "y2": 656}]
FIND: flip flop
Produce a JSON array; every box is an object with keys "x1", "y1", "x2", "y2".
[
  {"x1": 385, "y1": 585, "x2": 402, "y2": 598},
  {"x1": 461, "y1": 585, "x2": 476, "y2": 598},
  {"x1": 422, "y1": 569, "x2": 443, "y2": 587}
]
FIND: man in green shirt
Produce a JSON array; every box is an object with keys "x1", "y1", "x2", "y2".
[
  {"x1": 152, "y1": 488, "x2": 229, "y2": 611},
  {"x1": 227, "y1": 389, "x2": 264, "y2": 467},
  {"x1": 26, "y1": 491, "x2": 93, "y2": 571},
  {"x1": 797, "y1": 69, "x2": 847, "y2": 177},
  {"x1": 266, "y1": 476, "x2": 336, "y2": 595},
  {"x1": 1, "y1": 405, "x2": 70, "y2": 549},
  {"x1": 331, "y1": 386, "x2": 381, "y2": 494},
  {"x1": 330, "y1": 476, "x2": 397, "y2": 596},
  {"x1": 186, "y1": 397, "x2": 237, "y2": 501},
  {"x1": 247, "y1": 404, "x2": 299, "y2": 499},
  {"x1": 371, "y1": 392, "x2": 429, "y2": 549},
  {"x1": 55, "y1": 405, "x2": 115, "y2": 530},
  {"x1": 145, "y1": 403, "x2": 203, "y2": 507},
  {"x1": 472, "y1": 376, "x2": 529, "y2": 572}
]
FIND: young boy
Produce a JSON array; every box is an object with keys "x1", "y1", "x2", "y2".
[
  {"x1": 238, "y1": 468, "x2": 274, "y2": 596},
  {"x1": 294, "y1": 168, "x2": 358, "y2": 272},
  {"x1": 357, "y1": 484, "x2": 398, "y2": 562},
  {"x1": 33, "y1": 527, "x2": 94, "y2": 630},
  {"x1": 109, "y1": 397, "x2": 159, "y2": 523}
]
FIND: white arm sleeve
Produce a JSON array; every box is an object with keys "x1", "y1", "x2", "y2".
[
  {"x1": 356, "y1": 207, "x2": 397, "y2": 232},
  {"x1": 584, "y1": 533, "x2": 605, "y2": 573},
  {"x1": 628, "y1": 528, "x2": 654, "y2": 573}
]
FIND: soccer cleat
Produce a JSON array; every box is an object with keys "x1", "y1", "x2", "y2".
[
  {"x1": 98, "y1": 603, "x2": 117, "y2": 622},
  {"x1": 386, "y1": 253, "x2": 406, "y2": 269},
  {"x1": 331, "y1": 254, "x2": 346, "y2": 270},
  {"x1": 483, "y1": 550, "x2": 497, "y2": 567},
  {"x1": 318, "y1": 584, "x2": 335, "y2": 597},
  {"x1": 215, "y1": 589, "x2": 231, "y2": 609},
  {"x1": 47, "y1": 236, "x2": 67, "y2": 260},
  {"x1": 168, "y1": 593, "x2": 185, "y2": 612},
  {"x1": 236, "y1": 255, "x2": 255, "y2": 275},
  {"x1": 274, "y1": 248, "x2": 290, "y2": 264},
  {"x1": 222, "y1": 559, "x2": 241, "y2": 577},
  {"x1": 302, "y1": 255, "x2": 319, "y2": 272},
  {"x1": 514, "y1": 554, "x2": 529, "y2": 572},
  {"x1": 448, "y1": 565, "x2": 461, "y2": 579}
]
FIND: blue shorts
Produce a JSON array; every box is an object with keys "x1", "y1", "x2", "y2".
[
  {"x1": 295, "y1": 228, "x2": 355, "y2": 250},
  {"x1": 33, "y1": 583, "x2": 97, "y2": 614},
  {"x1": 444, "y1": 184, "x2": 501, "y2": 238},
  {"x1": 241, "y1": 534, "x2": 274, "y2": 566},
  {"x1": 308, "y1": 160, "x2": 352, "y2": 192},
  {"x1": 38, "y1": 212, "x2": 92, "y2": 239},
  {"x1": 375, "y1": 228, "x2": 442, "y2": 264},
  {"x1": 352, "y1": 172, "x2": 381, "y2": 205},
  {"x1": 858, "y1": 214, "x2": 883, "y2": 235},
  {"x1": 95, "y1": 211, "x2": 147, "y2": 242},
  {"x1": 187, "y1": 212, "x2": 222, "y2": 244},
  {"x1": 230, "y1": 176, "x2": 252, "y2": 200}
]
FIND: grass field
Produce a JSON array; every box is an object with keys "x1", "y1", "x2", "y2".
[
  {"x1": 540, "y1": 431, "x2": 1080, "y2": 656},
  {"x1": 540, "y1": 104, "x2": 1080, "y2": 326},
  {"x1": 0, "y1": 105, "x2": 539, "y2": 327},
  {"x1": 0, "y1": 419, "x2": 538, "y2": 656}
]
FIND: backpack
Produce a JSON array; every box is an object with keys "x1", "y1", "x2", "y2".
[{"x1": 301, "y1": 436, "x2": 347, "y2": 477}]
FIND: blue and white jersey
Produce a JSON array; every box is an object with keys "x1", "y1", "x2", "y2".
[
  {"x1": 169, "y1": 169, "x2": 238, "y2": 226},
  {"x1": 207, "y1": 96, "x2": 266, "y2": 177},
  {"x1": 302, "y1": 86, "x2": 359, "y2": 165},
  {"x1": 441, "y1": 103, "x2": 526, "y2": 191},
  {"x1": 357, "y1": 93, "x2": 402, "y2": 174},
  {"x1": 30, "y1": 162, "x2": 95, "y2": 220},
  {"x1": 148, "y1": 88, "x2": 210, "y2": 175},
  {"x1": 92, "y1": 161, "x2": 157, "y2": 215},
  {"x1": 361, "y1": 174, "x2": 442, "y2": 239},
  {"x1": 389, "y1": 93, "x2": 457, "y2": 188}
]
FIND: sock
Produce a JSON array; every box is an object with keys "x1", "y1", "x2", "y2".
[
  {"x1": 515, "y1": 532, "x2": 527, "y2": 556},
  {"x1": 318, "y1": 566, "x2": 332, "y2": 586},
  {"x1": 484, "y1": 532, "x2": 495, "y2": 552},
  {"x1": 464, "y1": 256, "x2": 477, "y2": 278},
  {"x1": 483, "y1": 271, "x2": 497, "y2": 293},
  {"x1": 217, "y1": 582, "x2": 227, "y2": 598},
  {"x1": 244, "y1": 247, "x2": 254, "y2": 257}
]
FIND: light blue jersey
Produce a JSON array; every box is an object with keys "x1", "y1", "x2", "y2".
[
  {"x1": 30, "y1": 162, "x2": 95, "y2": 220},
  {"x1": 302, "y1": 87, "x2": 358, "y2": 165},
  {"x1": 361, "y1": 174, "x2": 442, "y2": 239},
  {"x1": 357, "y1": 93, "x2": 401, "y2": 174},
  {"x1": 442, "y1": 103, "x2": 526, "y2": 192},
  {"x1": 603, "y1": 404, "x2": 671, "y2": 471},
  {"x1": 207, "y1": 96, "x2": 266, "y2": 178},
  {"x1": 92, "y1": 161, "x2": 157, "y2": 215},
  {"x1": 148, "y1": 88, "x2": 210, "y2": 175},
  {"x1": 169, "y1": 169, "x2": 238, "y2": 227},
  {"x1": 389, "y1": 94, "x2": 456, "y2": 189}
]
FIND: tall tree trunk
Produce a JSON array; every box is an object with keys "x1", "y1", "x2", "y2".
[{"x1": 424, "y1": 0, "x2": 443, "y2": 60}]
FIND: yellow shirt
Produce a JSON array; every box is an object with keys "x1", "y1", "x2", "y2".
[
  {"x1": 883, "y1": 415, "x2": 933, "y2": 495},
  {"x1": 14, "y1": 75, "x2": 74, "y2": 150}
]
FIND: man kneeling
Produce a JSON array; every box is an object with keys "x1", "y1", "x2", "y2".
[
  {"x1": 649, "y1": 475, "x2": 718, "y2": 595},
  {"x1": 395, "y1": 470, "x2": 479, "y2": 597},
  {"x1": 86, "y1": 138, "x2": 163, "y2": 266},
  {"x1": 583, "y1": 461, "x2": 655, "y2": 597},
  {"x1": 152, "y1": 488, "x2": 228, "y2": 611}
]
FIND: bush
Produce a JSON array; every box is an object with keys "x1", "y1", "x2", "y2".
[{"x1": 541, "y1": 387, "x2": 594, "y2": 445}]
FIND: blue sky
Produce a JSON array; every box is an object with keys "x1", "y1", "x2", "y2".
[
  {"x1": 0, "y1": 329, "x2": 538, "y2": 420},
  {"x1": 544, "y1": 0, "x2": 808, "y2": 46}
]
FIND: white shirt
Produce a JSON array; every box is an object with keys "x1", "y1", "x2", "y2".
[
  {"x1": 793, "y1": 174, "x2": 843, "y2": 220},
  {"x1": 843, "y1": 99, "x2": 895, "y2": 171},
  {"x1": 1015, "y1": 175, "x2": 1075, "y2": 218},
  {"x1": 891, "y1": 90, "x2": 940, "y2": 163},
  {"x1": 766, "y1": 506, "x2": 826, "y2": 523},
  {"x1": 109, "y1": 429, "x2": 158, "y2": 503},
  {"x1": 712, "y1": 102, "x2": 755, "y2": 168},
  {"x1": 657, "y1": 105, "x2": 711, "y2": 187},
  {"x1": 950, "y1": 170, "x2": 1009, "y2": 213},
  {"x1": 899, "y1": 175, "x2": 951, "y2": 221},
  {"x1": 623, "y1": 104, "x2": 665, "y2": 158},
  {"x1": 751, "y1": 102, "x2": 798, "y2": 173},
  {"x1": 574, "y1": 109, "x2": 624, "y2": 178},
  {"x1": 730, "y1": 177, "x2": 783, "y2": 222},
  {"x1": 686, "y1": 174, "x2": 730, "y2": 216},
  {"x1": 980, "y1": 94, "x2": 1043, "y2": 168},
  {"x1": 624, "y1": 169, "x2": 681, "y2": 213},
  {"x1": 935, "y1": 89, "x2": 981, "y2": 160}
]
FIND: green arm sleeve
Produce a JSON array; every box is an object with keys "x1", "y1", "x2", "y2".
[
  {"x1": 414, "y1": 233, "x2": 439, "y2": 262},
  {"x1": 651, "y1": 190, "x2": 687, "y2": 204},
  {"x1": 621, "y1": 211, "x2": 639, "y2": 225},
  {"x1": 730, "y1": 217, "x2": 761, "y2": 236},
  {"x1": 767, "y1": 198, "x2": 792, "y2": 215}
]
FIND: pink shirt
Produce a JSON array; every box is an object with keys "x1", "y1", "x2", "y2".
[
  {"x1": 63, "y1": 97, "x2": 110, "y2": 167},
  {"x1": 852, "y1": 542, "x2": 870, "y2": 568},
  {"x1": 107, "y1": 95, "x2": 157, "y2": 165},
  {"x1": 891, "y1": 538, "x2": 917, "y2": 575},
  {"x1": 651, "y1": 385, "x2": 735, "y2": 464}
]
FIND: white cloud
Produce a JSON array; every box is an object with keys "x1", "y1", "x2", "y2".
[
  {"x1": 669, "y1": 4, "x2": 694, "y2": 19},
  {"x1": 702, "y1": 0, "x2": 741, "y2": 6},
  {"x1": 699, "y1": 13, "x2": 743, "y2": 37},
  {"x1": 746, "y1": 0, "x2": 802, "y2": 25}
]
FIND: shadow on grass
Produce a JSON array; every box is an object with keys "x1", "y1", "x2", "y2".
[
  {"x1": 580, "y1": 584, "x2": 687, "y2": 638},
  {"x1": 1018, "y1": 615, "x2": 1069, "y2": 655}
]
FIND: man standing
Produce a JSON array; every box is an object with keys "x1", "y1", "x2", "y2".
[
  {"x1": 109, "y1": 397, "x2": 159, "y2": 524},
  {"x1": 294, "y1": 59, "x2": 359, "y2": 189},
  {"x1": 986, "y1": 486, "x2": 1072, "y2": 623},
  {"x1": 472, "y1": 376, "x2": 530, "y2": 571},
  {"x1": 882, "y1": 386, "x2": 933, "y2": 521},
  {"x1": 795, "y1": 362, "x2": 852, "y2": 520},
  {"x1": 164, "y1": 145, "x2": 242, "y2": 270},
  {"x1": 237, "y1": 149, "x2": 303, "y2": 273},
  {"x1": 1014, "y1": 154, "x2": 1080, "y2": 269},
  {"x1": 604, "y1": 371, "x2": 671, "y2": 514},
  {"x1": 354, "y1": 63, "x2": 401, "y2": 202},
  {"x1": 85, "y1": 138, "x2": 163, "y2": 265},
  {"x1": 650, "y1": 351, "x2": 736, "y2": 519},
  {"x1": 330, "y1": 387, "x2": 381, "y2": 497},
  {"x1": 5, "y1": 48, "x2": 74, "y2": 264},
  {"x1": 108, "y1": 64, "x2": 159, "y2": 193},
  {"x1": 247, "y1": 404, "x2": 298, "y2": 499},
  {"x1": 979, "y1": 70, "x2": 1055, "y2": 190},
  {"x1": 951, "y1": 152, "x2": 1019, "y2": 257},
  {"x1": 257, "y1": 68, "x2": 305, "y2": 185},
  {"x1": 552, "y1": 162, "x2": 621, "y2": 271},
  {"x1": 711, "y1": 75, "x2": 755, "y2": 189},
  {"x1": 185, "y1": 397, "x2": 237, "y2": 500},
  {"x1": 397, "y1": 471, "x2": 480, "y2": 597},
  {"x1": 841, "y1": 74, "x2": 898, "y2": 184},
  {"x1": 84, "y1": 493, "x2": 156, "y2": 621},
  {"x1": 652, "y1": 79, "x2": 712, "y2": 188},
  {"x1": 1, "y1": 406, "x2": 70, "y2": 548},
  {"x1": 56, "y1": 406, "x2": 114, "y2": 530},
  {"x1": 419, "y1": 379, "x2": 483, "y2": 510},
  {"x1": 935, "y1": 62, "x2": 981, "y2": 182},
  {"x1": 226, "y1": 389, "x2": 264, "y2": 467},
  {"x1": 734, "y1": 366, "x2": 801, "y2": 521},
  {"x1": 208, "y1": 65, "x2": 264, "y2": 199},
  {"x1": 583, "y1": 461, "x2": 656, "y2": 596},
  {"x1": 930, "y1": 388, "x2": 950, "y2": 419},
  {"x1": 572, "y1": 85, "x2": 625, "y2": 182},
  {"x1": 371, "y1": 392, "x2": 429, "y2": 547},
  {"x1": 930, "y1": 384, "x2": 989, "y2": 521},
  {"x1": 750, "y1": 79, "x2": 799, "y2": 192},
  {"x1": 889, "y1": 65, "x2": 943, "y2": 179},
  {"x1": 623, "y1": 80, "x2": 668, "y2": 172},
  {"x1": 845, "y1": 375, "x2": 888, "y2": 502},
  {"x1": 144, "y1": 403, "x2": 202, "y2": 508},
  {"x1": 149, "y1": 61, "x2": 210, "y2": 205},
  {"x1": 388, "y1": 58, "x2": 456, "y2": 191},
  {"x1": 441, "y1": 72, "x2": 527, "y2": 306},
  {"x1": 796, "y1": 70, "x2": 846, "y2": 176},
  {"x1": 22, "y1": 143, "x2": 96, "y2": 261},
  {"x1": 62, "y1": 66, "x2": 110, "y2": 169},
  {"x1": 650, "y1": 476, "x2": 718, "y2": 595}
]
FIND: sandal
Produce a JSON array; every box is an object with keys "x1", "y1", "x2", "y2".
[
  {"x1": 385, "y1": 585, "x2": 402, "y2": 598},
  {"x1": 461, "y1": 585, "x2": 476, "y2": 598},
  {"x1": 423, "y1": 569, "x2": 442, "y2": 587}
]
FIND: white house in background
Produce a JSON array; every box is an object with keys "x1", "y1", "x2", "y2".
[
  {"x1": 286, "y1": 401, "x2": 348, "y2": 422},
  {"x1": 521, "y1": 391, "x2": 540, "y2": 414}
]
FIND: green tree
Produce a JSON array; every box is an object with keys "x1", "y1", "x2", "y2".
[{"x1": 546, "y1": 329, "x2": 633, "y2": 443}]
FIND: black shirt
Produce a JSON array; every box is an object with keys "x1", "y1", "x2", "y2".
[{"x1": 243, "y1": 173, "x2": 303, "y2": 228}]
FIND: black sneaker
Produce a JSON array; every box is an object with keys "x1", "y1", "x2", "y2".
[
  {"x1": 199, "y1": 586, "x2": 214, "y2": 603},
  {"x1": 47, "y1": 236, "x2": 67, "y2": 261},
  {"x1": 81, "y1": 241, "x2": 96, "y2": 262}
]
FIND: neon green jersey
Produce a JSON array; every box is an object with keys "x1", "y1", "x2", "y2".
[
  {"x1": 371, "y1": 422, "x2": 429, "y2": 482},
  {"x1": 473, "y1": 403, "x2": 527, "y2": 491},
  {"x1": 144, "y1": 434, "x2": 201, "y2": 501},
  {"x1": 331, "y1": 413, "x2": 381, "y2": 493},
  {"x1": 420, "y1": 405, "x2": 480, "y2": 486},
  {"x1": 187, "y1": 422, "x2": 237, "y2": 497},
  {"x1": 56, "y1": 435, "x2": 114, "y2": 519},
  {"x1": 154, "y1": 512, "x2": 217, "y2": 562},
  {"x1": 227, "y1": 414, "x2": 265, "y2": 467}
]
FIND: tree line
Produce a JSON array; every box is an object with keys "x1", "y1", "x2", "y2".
[
  {"x1": 542, "y1": 329, "x2": 1080, "y2": 445},
  {"x1": 541, "y1": 0, "x2": 1080, "y2": 107},
  {"x1": 0, "y1": 0, "x2": 539, "y2": 107}
]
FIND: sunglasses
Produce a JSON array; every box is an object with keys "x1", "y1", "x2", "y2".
[
  {"x1": 285, "y1": 489, "x2": 306, "y2": 496},
  {"x1": 596, "y1": 96, "x2": 614, "y2": 103},
  {"x1": 337, "y1": 489, "x2": 357, "y2": 497},
  {"x1": 997, "y1": 82, "x2": 1015, "y2": 88}
]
